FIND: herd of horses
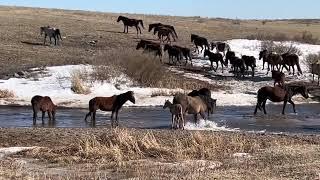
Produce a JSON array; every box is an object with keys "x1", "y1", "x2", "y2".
[{"x1": 31, "y1": 15, "x2": 312, "y2": 129}]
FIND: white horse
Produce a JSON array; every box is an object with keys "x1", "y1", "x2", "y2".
[{"x1": 40, "y1": 26, "x2": 62, "y2": 45}]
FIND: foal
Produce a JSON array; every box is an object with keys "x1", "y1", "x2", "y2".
[
  {"x1": 163, "y1": 100, "x2": 184, "y2": 129},
  {"x1": 31, "y1": 95, "x2": 56, "y2": 124},
  {"x1": 271, "y1": 70, "x2": 285, "y2": 87}
]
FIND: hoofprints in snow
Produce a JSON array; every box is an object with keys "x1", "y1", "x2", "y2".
[{"x1": 0, "y1": 39, "x2": 319, "y2": 108}]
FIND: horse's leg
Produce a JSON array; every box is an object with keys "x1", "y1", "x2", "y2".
[
  {"x1": 292, "y1": 66, "x2": 295, "y2": 75},
  {"x1": 54, "y1": 36, "x2": 57, "y2": 46},
  {"x1": 41, "y1": 111, "x2": 45, "y2": 124},
  {"x1": 171, "y1": 114, "x2": 174, "y2": 129},
  {"x1": 288, "y1": 99, "x2": 296, "y2": 113},
  {"x1": 282, "y1": 100, "x2": 288, "y2": 115},
  {"x1": 262, "y1": 61, "x2": 265, "y2": 70},
  {"x1": 221, "y1": 61, "x2": 224, "y2": 73},
  {"x1": 33, "y1": 109, "x2": 38, "y2": 125},
  {"x1": 254, "y1": 103, "x2": 259, "y2": 115},
  {"x1": 262, "y1": 100, "x2": 267, "y2": 114},
  {"x1": 115, "y1": 110, "x2": 119, "y2": 127},
  {"x1": 123, "y1": 25, "x2": 126, "y2": 33},
  {"x1": 84, "y1": 112, "x2": 91, "y2": 122},
  {"x1": 135, "y1": 26, "x2": 139, "y2": 36},
  {"x1": 44, "y1": 35, "x2": 47, "y2": 45},
  {"x1": 111, "y1": 111, "x2": 114, "y2": 128},
  {"x1": 47, "y1": 111, "x2": 52, "y2": 121},
  {"x1": 193, "y1": 114, "x2": 198, "y2": 124}
]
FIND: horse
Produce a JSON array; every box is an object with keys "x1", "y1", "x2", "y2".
[
  {"x1": 172, "y1": 45, "x2": 192, "y2": 66},
  {"x1": 271, "y1": 70, "x2": 285, "y2": 87},
  {"x1": 173, "y1": 94, "x2": 208, "y2": 124},
  {"x1": 211, "y1": 42, "x2": 231, "y2": 57},
  {"x1": 149, "y1": 23, "x2": 178, "y2": 40},
  {"x1": 230, "y1": 56, "x2": 246, "y2": 77},
  {"x1": 153, "y1": 26, "x2": 175, "y2": 43},
  {"x1": 191, "y1": 34, "x2": 209, "y2": 54},
  {"x1": 204, "y1": 50, "x2": 224, "y2": 72},
  {"x1": 84, "y1": 91, "x2": 136, "y2": 127},
  {"x1": 40, "y1": 26, "x2": 62, "y2": 45},
  {"x1": 188, "y1": 88, "x2": 216, "y2": 117},
  {"x1": 225, "y1": 50, "x2": 236, "y2": 67},
  {"x1": 259, "y1": 50, "x2": 282, "y2": 73},
  {"x1": 31, "y1": 95, "x2": 57, "y2": 125},
  {"x1": 242, "y1": 55, "x2": 256, "y2": 77},
  {"x1": 136, "y1": 40, "x2": 163, "y2": 61},
  {"x1": 164, "y1": 44, "x2": 182, "y2": 65},
  {"x1": 117, "y1": 16, "x2": 144, "y2": 35},
  {"x1": 254, "y1": 85, "x2": 309, "y2": 115},
  {"x1": 281, "y1": 53, "x2": 303, "y2": 75}
]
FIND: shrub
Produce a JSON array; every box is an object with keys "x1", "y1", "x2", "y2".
[
  {"x1": 70, "y1": 70, "x2": 91, "y2": 94},
  {"x1": 260, "y1": 41, "x2": 302, "y2": 55},
  {"x1": 0, "y1": 89, "x2": 15, "y2": 98},
  {"x1": 293, "y1": 31, "x2": 319, "y2": 44},
  {"x1": 306, "y1": 52, "x2": 320, "y2": 72}
]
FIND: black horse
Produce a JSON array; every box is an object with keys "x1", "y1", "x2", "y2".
[
  {"x1": 84, "y1": 91, "x2": 136, "y2": 127},
  {"x1": 254, "y1": 85, "x2": 309, "y2": 115},
  {"x1": 230, "y1": 56, "x2": 246, "y2": 77},
  {"x1": 191, "y1": 34, "x2": 209, "y2": 54},
  {"x1": 225, "y1": 50, "x2": 236, "y2": 67},
  {"x1": 281, "y1": 53, "x2": 303, "y2": 75},
  {"x1": 242, "y1": 55, "x2": 256, "y2": 77},
  {"x1": 154, "y1": 26, "x2": 175, "y2": 43},
  {"x1": 136, "y1": 40, "x2": 162, "y2": 61},
  {"x1": 149, "y1": 23, "x2": 178, "y2": 40},
  {"x1": 259, "y1": 50, "x2": 282, "y2": 74},
  {"x1": 164, "y1": 44, "x2": 182, "y2": 65},
  {"x1": 173, "y1": 45, "x2": 192, "y2": 65},
  {"x1": 204, "y1": 50, "x2": 224, "y2": 72},
  {"x1": 117, "y1": 16, "x2": 144, "y2": 35}
]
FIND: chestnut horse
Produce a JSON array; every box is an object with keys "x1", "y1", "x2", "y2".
[
  {"x1": 254, "y1": 85, "x2": 309, "y2": 115},
  {"x1": 31, "y1": 95, "x2": 56, "y2": 124},
  {"x1": 84, "y1": 91, "x2": 135, "y2": 127}
]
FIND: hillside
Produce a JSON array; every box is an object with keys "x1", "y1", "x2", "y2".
[{"x1": 0, "y1": 6, "x2": 320, "y2": 78}]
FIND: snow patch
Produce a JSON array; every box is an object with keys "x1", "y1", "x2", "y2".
[{"x1": 0, "y1": 147, "x2": 36, "y2": 159}]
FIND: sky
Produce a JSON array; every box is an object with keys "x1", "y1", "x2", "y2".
[{"x1": 1, "y1": 0, "x2": 319, "y2": 19}]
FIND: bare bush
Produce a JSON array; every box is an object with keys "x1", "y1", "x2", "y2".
[
  {"x1": 0, "y1": 89, "x2": 15, "y2": 98},
  {"x1": 306, "y1": 52, "x2": 320, "y2": 72},
  {"x1": 70, "y1": 69, "x2": 91, "y2": 95},
  {"x1": 150, "y1": 89, "x2": 186, "y2": 97},
  {"x1": 248, "y1": 31, "x2": 319, "y2": 44},
  {"x1": 260, "y1": 41, "x2": 302, "y2": 55},
  {"x1": 293, "y1": 31, "x2": 319, "y2": 44}
]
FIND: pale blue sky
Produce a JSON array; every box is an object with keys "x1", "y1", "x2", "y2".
[{"x1": 1, "y1": 0, "x2": 319, "y2": 19}]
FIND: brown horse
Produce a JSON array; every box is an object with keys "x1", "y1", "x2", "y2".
[
  {"x1": 188, "y1": 88, "x2": 216, "y2": 117},
  {"x1": 281, "y1": 53, "x2": 303, "y2": 75},
  {"x1": 31, "y1": 95, "x2": 56, "y2": 124},
  {"x1": 164, "y1": 44, "x2": 182, "y2": 65},
  {"x1": 84, "y1": 91, "x2": 135, "y2": 127},
  {"x1": 254, "y1": 85, "x2": 309, "y2": 115},
  {"x1": 242, "y1": 55, "x2": 256, "y2": 77},
  {"x1": 136, "y1": 40, "x2": 163, "y2": 61},
  {"x1": 117, "y1": 16, "x2": 144, "y2": 35},
  {"x1": 154, "y1": 26, "x2": 175, "y2": 43},
  {"x1": 172, "y1": 45, "x2": 192, "y2": 65},
  {"x1": 271, "y1": 70, "x2": 285, "y2": 87},
  {"x1": 259, "y1": 50, "x2": 282, "y2": 73},
  {"x1": 173, "y1": 94, "x2": 208, "y2": 124}
]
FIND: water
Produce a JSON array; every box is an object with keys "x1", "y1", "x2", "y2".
[{"x1": 0, "y1": 103, "x2": 319, "y2": 134}]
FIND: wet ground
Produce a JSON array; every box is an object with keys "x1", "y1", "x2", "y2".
[{"x1": 0, "y1": 103, "x2": 319, "y2": 134}]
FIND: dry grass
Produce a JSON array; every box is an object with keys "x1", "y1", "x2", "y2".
[
  {"x1": 0, "y1": 89, "x2": 15, "y2": 98},
  {"x1": 247, "y1": 31, "x2": 319, "y2": 44},
  {"x1": 70, "y1": 70, "x2": 91, "y2": 94},
  {"x1": 150, "y1": 89, "x2": 186, "y2": 97}
]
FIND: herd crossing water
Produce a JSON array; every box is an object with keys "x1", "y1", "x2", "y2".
[{"x1": 1, "y1": 104, "x2": 319, "y2": 134}]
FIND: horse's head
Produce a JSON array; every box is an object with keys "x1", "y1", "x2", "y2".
[
  {"x1": 211, "y1": 42, "x2": 216, "y2": 51},
  {"x1": 148, "y1": 24, "x2": 154, "y2": 32},
  {"x1": 117, "y1": 16, "x2": 123, "y2": 22},
  {"x1": 40, "y1": 27, "x2": 44, "y2": 35},
  {"x1": 188, "y1": 90, "x2": 199, "y2": 97},
  {"x1": 126, "y1": 91, "x2": 136, "y2": 104},
  {"x1": 191, "y1": 34, "x2": 197, "y2": 42},
  {"x1": 163, "y1": 100, "x2": 171, "y2": 109},
  {"x1": 136, "y1": 41, "x2": 144, "y2": 50},
  {"x1": 209, "y1": 98, "x2": 217, "y2": 114},
  {"x1": 259, "y1": 50, "x2": 267, "y2": 60}
]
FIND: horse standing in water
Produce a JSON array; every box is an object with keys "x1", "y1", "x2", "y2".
[
  {"x1": 117, "y1": 16, "x2": 144, "y2": 35},
  {"x1": 31, "y1": 95, "x2": 57, "y2": 125},
  {"x1": 40, "y1": 26, "x2": 62, "y2": 45},
  {"x1": 254, "y1": 85, "x2": 309, "y2": 115},
  {"x1": 84, "y1": 91, "x2": 136, "y2": 127}
]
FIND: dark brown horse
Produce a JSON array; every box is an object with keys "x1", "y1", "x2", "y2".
[
  {"x1": 117, "y1": 16, "x2": 144, "y2": 35},
  {"x1": 271, "y1": 70, "x2": 285, "y2": 87},
  {"x1": 259, "y1": 50, "x2": 282, "y2": 73},
  {"x1": 154, "y1": 26, "x2": 175, "y2": 43},
  {"x1": 149, "y1": 23, "x2": 178, "y2": 40},
  {"x1": 225, "y1": 50, "x2": 236, "y2": 67},
  {"x1": 254, "y1": 85, "x2": 309, "y2": 115},
  {"x1": 191, "y1": 34, "x2": 209, "y2": 54},
  {"x1": 242, "y1": 55, "x2": 256, "y2": 77},
  {"x1": 204, "y1": 49, "x2": 224, "y2": 72},
  {"x1": 136, "y1": 40, "x2": 163, "y2": 61},
  {"x1": 84, "y1": 91, "x2": 135, "y2": 127},
  {"x1": 230, "y1": 56, "x2": 246, "y2": 77},
  {"x1": 164, "y1": 44, "x2": 182, "y2": 65},
  {"x1": 172, "y1": 45, "x2": 192, "y2": 65},
  {"x1": 31, "y1": 95, "x2": 56, "y2": 124},
  {"x1": 281, "y1": 53, "x2": 303, "y2": 75}
]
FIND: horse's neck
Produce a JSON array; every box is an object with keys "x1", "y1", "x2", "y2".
[{"x1": 115, "y1": 95, "x2": 128, "y2": 108}]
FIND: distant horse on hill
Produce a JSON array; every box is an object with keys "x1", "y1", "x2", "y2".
[{"x1": 117, "y1": 16, "x2": 144, "y2": 35}]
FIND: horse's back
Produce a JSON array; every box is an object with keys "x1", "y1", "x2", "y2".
[
  {"x1": 258, "y1": 86, "x2": 286, "y2": 102},
  {"x1": 90, "y1": 96, "x2": 116, "y2": 111}
]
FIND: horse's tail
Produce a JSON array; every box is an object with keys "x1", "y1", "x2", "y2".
[{"x1": 139, "y1": 20, "x2": 145, "y2": 29}]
